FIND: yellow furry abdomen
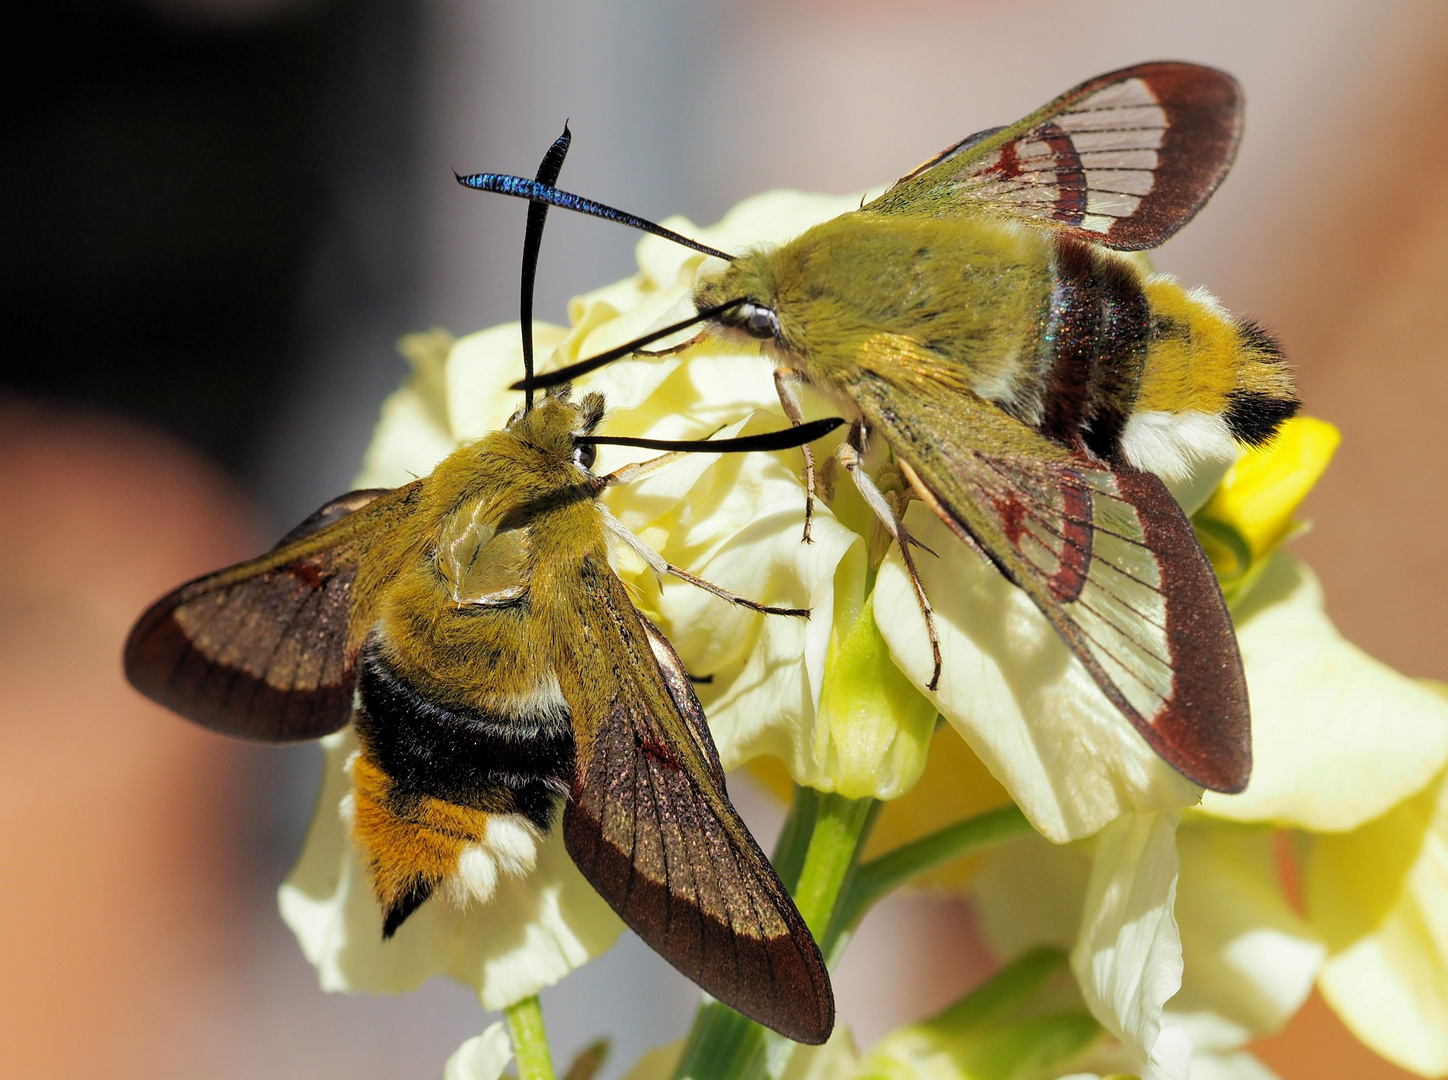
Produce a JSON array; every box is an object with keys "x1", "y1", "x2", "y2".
[{"x1": 1135, "y1": 277, "x2": 1289, "y2": 415}]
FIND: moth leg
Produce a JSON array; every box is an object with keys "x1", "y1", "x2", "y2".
[
  {"x1": 839, "y1": 430, "x2": 943, "y2": 690},
  {"x1": 663, "y1": 561, "x2": 809, "y2": 618},
  {"x1": 773, "y1": 366, "x2": 816, "y2": 544},
  {"x1": 598, "y1": 449, "x2": 690, "y2": 488},
  {"x1": 636, "y1": 328, "x2": 707, "y2": 357},
  {"x1": 599, "y1": 506, "x2": 809, "y2": 618}
]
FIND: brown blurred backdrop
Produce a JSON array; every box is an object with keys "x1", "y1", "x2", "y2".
[{"x1": 3, "y1": 1, "x2": 1444, "y2": 1077}]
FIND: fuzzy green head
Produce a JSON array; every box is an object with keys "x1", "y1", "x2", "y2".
[
  {"x1": 424, "y1": 389, "x2": 606, "y2": 530},
  {"x1": 505, "y1": 389, "x2": 605, "y2": 463}
]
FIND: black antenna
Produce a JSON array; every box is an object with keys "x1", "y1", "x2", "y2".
[
  {"x1": 578, "y1": 417, "x2": 844, "y2": 454},
  {"x1": 456, "y1": 172, "x2": 735, "y2": 263},
  {"x1": 521, "y1": 124, "x2": 572, "y2": 413},
  {"x1": 510, "y1": 297, "x2": 747, "y2": 391}
]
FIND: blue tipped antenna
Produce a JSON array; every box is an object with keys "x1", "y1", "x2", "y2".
[{"x1": 457, "y1": 171, "x2": 735, "y2": 264}]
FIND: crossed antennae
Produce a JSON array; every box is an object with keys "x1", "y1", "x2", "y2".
[
  {"x1": 520, "y1": 124, "x2": 572, "y2": 413},
  {"x1": 457, "y1": 172, "x2": 735, "y2": 263},
  {"x1": 502, "y1": 128, "x2": 830, "y2": 453}
]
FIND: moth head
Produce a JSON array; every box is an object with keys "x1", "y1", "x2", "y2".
[
  {"x1": 693, "y1": 247, "x2": 793, "y2": 356},
  {"x1": 505, "y1": 388, "x2": 607, "y2": 475}
]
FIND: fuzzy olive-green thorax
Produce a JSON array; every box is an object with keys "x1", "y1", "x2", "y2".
[{"x1": 699, "y1": 212, "x2": 1053, "y2": 394}]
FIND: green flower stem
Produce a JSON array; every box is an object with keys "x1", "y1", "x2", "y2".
[
  {"x1": 672, "y1": 789, "x2": 878, "y2": 1080},
  {"x1": 828, "y1": 804, "x2": 1033, "y2": 955},
  {"x1": 770, "y1": 783, "x2": 822, "y2": 892},
  {"x1": 671, "y1": 1004, "x2": 769, "y2": 1080},
  {"x1": 929, "y1": 945, "x2": 1070, "y2": 1031},
  {"x1": 506, "y1": 996, "x2": 555, "y2": 1080},
  {"x1": 793, "y1": 793, "x2": 880, "y2": 939}
]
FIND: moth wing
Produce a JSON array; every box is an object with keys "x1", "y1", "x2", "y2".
[
  {"x1": 562, "y1": 556, "x2": 834, "y2": 1045},
  {"x1": 853, "y1": 372, "x2": 1249, "y2": 792},
  {"x1": 867, "y1": 61, "x2": 1242, "y2": 250},
  {"x1": 124, "y1": 483, "x2": 422, "y2": 741}
]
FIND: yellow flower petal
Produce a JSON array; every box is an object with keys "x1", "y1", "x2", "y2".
[
  {"x1": 1306, "y1": 769, "x2": 1448, "y2": 1076},
  {"x1": 1193, "y1": 416, "x2": 1338, "y2": 604},
  {"x1": 355, "y1": 329, "x2": 461, "y2": 487},
  {"x1": 1169, "y1": 822, "x2": 1322, "y2": 1050}
]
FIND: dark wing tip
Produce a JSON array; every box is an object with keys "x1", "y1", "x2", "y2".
[
  {"x1": 381, "y1": 878, "x2": 434, "y2": 939},
  {"x1": 1146, "y1": 707, "x2": 1252, "y2": 794},
  {"x1": 123, "y1": 580, "x2": 353, "y2": 743},
  {"x1": 1092, "y1": 62, "x2": 1244, "y2": 249}
]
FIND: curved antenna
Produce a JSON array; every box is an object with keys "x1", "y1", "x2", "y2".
[
  {"x1": 510, "y1": 297, "x2": 746, "y2": 391},
  {"x1": 456, "y1": 172, "x2": 735, "y2": 263},
  {"x1": 521, "y1": 124, "x2": 572, "y2": 413},
  {"x1": 578, "y1": 417, "x2": 843, "y2": 454}
]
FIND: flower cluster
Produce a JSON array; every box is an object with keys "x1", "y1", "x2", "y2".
[{"x1": 281, "y1": 190, "x2": 1448, "y2": 1080}]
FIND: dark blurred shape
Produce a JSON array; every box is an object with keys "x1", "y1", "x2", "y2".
[
  {"x1": 0, "y1": 399, "x2": 258, "y2": 1080},
  {"x1": 1, "y1": 0, "x2": 419, "y2": 475}
]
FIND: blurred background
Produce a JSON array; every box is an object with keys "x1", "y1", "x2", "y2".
[{"x1": 4, "y1": 1, "x2": 1446, "y2": 1077}]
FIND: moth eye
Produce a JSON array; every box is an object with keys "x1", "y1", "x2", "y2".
[
  {"x1": 573, "y1": 443, "x2": 597, "y2": 471},
  {"x1": 741, "y1": 303, "x2": 780, "y2": 340}
]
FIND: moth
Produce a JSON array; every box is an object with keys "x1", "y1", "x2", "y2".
[
  {"x1": 458, "y1": 61, "x2": 1302, "y2": 794},
  {"x1": 124, "y1": 131, "x2": 843, "y2": 1044}
]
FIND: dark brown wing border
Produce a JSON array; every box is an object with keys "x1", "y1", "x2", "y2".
[
  {"x1": 124, "y1": 486, "x2": 412, "y2": 742},
  {"x1": 562, "y1": 558, "x2": 835, "y2": 1043}
]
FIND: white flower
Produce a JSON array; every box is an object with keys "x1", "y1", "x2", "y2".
[
  {"x1": 1071, "y1": 813, "x2": 1187, "y2": 1080},
  {"x1": 443, "y1": 1022, "x2": 514, "y2": 1080},
  {"x1": 972, "y1": 812, "x2": 1319, "y2": 1080},
  {"x1": 971, "y1": 814, "x2": 1188, "y2": 1078}
]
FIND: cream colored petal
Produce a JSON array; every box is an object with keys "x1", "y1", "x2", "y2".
[
  {"x1": 973, "y1": 816, "x2": 1188, "y2": 1078},
  {"x1": 1059, "y1": 1047, "x2": 1280, "y2": 1080},
  {"x1": 1071, "y1": 812, "x2": 1185, "y2": 1080},
  {"x1": 279, "y1": 730, "x2": 622, "y2": 1011},
  {"x1": 595, "y1": 352, "x2": 785, "y2": 522},
  {"x1": 354, "y1": 379, "x2": 461, "y2": 488},
  {"x1": 637, "y1": 432, "x2": 862, "y2": 777},
  {"x1": 443, "y1": 1022, "x2": 514, "y2": 1080},
  {"x1": 1308, "y1": 770, "x2": 1448, "y2": 1076},
  {"x1": 447, "y1": 322, "x2": 565, "y2": 440},
  {"x1": 874, "y1": 505, "x2": 1200, "y2": 843},
  {"x1": 634, "y1": 190, "x2": 868, "y2": 290},
  {"x1": 1200, "y1": 555, "x2": 1448, "y2": 831},
  {"x1": 1168, "y1": 822, "x2": 1322, "y2": 1051},
  {"x1": 355, "y1": 327, "x2": 459, "y2": 487}
]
